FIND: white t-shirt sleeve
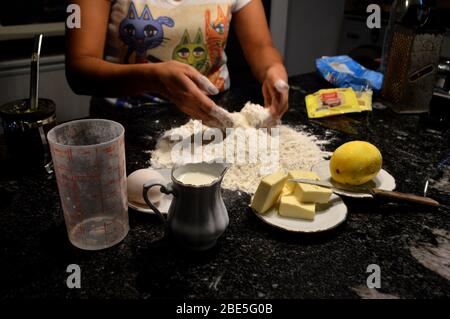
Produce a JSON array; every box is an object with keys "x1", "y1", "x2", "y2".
[{"x1": 232, "y1": 0, "x2": 253, "y2": 13}]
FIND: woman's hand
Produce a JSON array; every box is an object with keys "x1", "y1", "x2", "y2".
[
  {"x1": 151, "y1": 61, "x2": 233, "y2": 127},
  {"x1": 262, "y1": 63, "x2": 289, "y2": 118}
]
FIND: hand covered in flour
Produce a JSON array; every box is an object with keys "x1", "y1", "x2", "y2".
[
  {"x1": 262, "y1": 63, "x2": 289, "y2": 118},
  {"x1": 153, "y1": 61, "x2": 229, "y2": 127}
]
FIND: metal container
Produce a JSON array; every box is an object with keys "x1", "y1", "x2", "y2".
[
  {"x1": 436, "y1": 57, "x2": 450, "y2": 92},
  {"x1": 0, "y1": 98, "x2": 56, "y2": 169},
  {"x1": 382, "y1": 25, "x2": 444, "y2": 113}
]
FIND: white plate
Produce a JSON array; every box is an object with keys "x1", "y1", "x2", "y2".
[
  {"x1": 311, "y1": 160, "x2": 396, "y2": 198},
  {"x1": 127, "y1": 168, "x2": 173, "y2": 214},
  {"x1": 252, "y1": 194, "x2": 348, "y2": 233}
]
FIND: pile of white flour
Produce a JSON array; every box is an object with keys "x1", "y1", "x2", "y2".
[{"x1": 149, "y1": 103, "x2": 329, "y2": 194}]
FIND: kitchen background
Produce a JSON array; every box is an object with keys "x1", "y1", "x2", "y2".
[{"x1": 0, "y1": 0, "x2": 449, "y2": 124}]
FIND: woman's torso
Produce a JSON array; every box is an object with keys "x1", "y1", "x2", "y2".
[{"x1": 105, "y1": 0, "x2": 251, "y2": 94}]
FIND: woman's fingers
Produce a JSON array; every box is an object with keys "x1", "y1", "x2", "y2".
[
  {"x1": 196, "y1": 75, "x2": 219, "y2": 95},
  {"x1": 209, "y1": 104, "x2": 235, "y2": 128},
  {"x1": 193, "y1": 108, "x2": 222, "y2": 127},
  {"x1": 182, "y1": 75, "x2": 233, "y2": 128},
  {"x1": 263, "y1": 83, "x2": 273, "y2": 113},
  {"x1": 261, "y1": 63, "x2": 289, "y2": 118},
  {"x1": 159, "y1": 61, "x2": 233, "y2": 128},
  {"x1": 183, "y1": 76, "x2": 215, "y2": 112},
  {"x1": 265, "y1": 83, "x2": 280, "y2": 117},
  {"x1": 177, "y1": 99, "x2": 220, "y2": 127},
  {"x1": 273, "y1": 79, "x2": 289, "y2": 115},
  {"x1": 263, "y1": 77, "x2": 289, "y2": 118},
  {"x1": 280, "y1": 89, "x2": 289, "y2": 115},
  {"x1": 183, "y1": 64, "x2": 219, "y2": 95},
  {"x1": 177, "y1": 74, "x2": 230, "y2": 127},
  {"x1": 274, "y1": 79, "x2": 289, "y2": 93}
]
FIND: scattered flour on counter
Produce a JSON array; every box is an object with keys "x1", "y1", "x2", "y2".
[{"x1": 148, "y1": 102, "x2": 329, "y2": 194}]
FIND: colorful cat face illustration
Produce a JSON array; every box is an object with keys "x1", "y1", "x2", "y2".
[
  {"x1": 172, "y1": 29, "x2": 208, "y2": 72},
  {"x1": 205, "y1": 6, "x2": 230, "y2": 71},
  {"x1": 119, "y1": 2, "x2": 174, "y2": 63}
]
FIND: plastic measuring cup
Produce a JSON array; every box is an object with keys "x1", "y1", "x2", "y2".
[{"x1": 47, "y1": 119, "x2": 129, "y2": 250}]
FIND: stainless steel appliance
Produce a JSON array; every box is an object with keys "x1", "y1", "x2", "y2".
[
  {"x1": 381, "y1": 1, "x2": 445, "y2": 113},
  {"x1": 436, "y1": 57, "x2": 450, "y2": 92}
]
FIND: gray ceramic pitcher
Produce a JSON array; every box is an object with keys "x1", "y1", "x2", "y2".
[{"x1": 143, "y1": 162, "x2": 229, "y2": 250}]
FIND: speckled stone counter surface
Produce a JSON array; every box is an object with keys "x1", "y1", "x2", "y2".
[{"x1": 1, "y1": 73, "x2": 449, "y2": 299}]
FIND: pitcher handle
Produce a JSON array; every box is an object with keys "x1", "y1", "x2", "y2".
[{"x1": 143, "y1": 181, "x2": 175, "y2": 227}]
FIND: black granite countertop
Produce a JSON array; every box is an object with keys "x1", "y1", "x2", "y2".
[{"x1": 1, "y1": 74, "x2": 449, "y2": 299}]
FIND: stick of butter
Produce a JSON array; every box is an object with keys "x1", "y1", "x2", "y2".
[
  {"x1": 283, "y1": 170, "x2": 320, "y2": 195},
  {"x1": 251, "y1": 171, "x2": 287, "y2": 214},
  {"x1": 279, "y1": 195, "x2": 315, "y2": 220},
  {"x1": 292, "y1": 172, "x2": 332, "y2": 204}
]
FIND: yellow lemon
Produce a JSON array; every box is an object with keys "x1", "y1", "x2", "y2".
[{"x1": 330, "y1": 141, "x2": 382, "y2": 185}]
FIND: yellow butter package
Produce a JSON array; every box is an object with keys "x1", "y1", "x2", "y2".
[{"x1": 305, "y1": 88, "x2": 371, "y2": 118}]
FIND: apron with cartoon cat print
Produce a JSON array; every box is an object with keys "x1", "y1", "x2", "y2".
[{"x1": 104, "y1": 0, "x2": 252, "y2": 107}]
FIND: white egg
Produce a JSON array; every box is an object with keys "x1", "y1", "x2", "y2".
[{"x1": 127, "y1": 169, "x2": 165, "y2": 206}]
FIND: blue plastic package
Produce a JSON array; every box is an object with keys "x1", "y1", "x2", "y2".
[{"x1": 316, "y1": 55, "x2": 384, "y2": 91}]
